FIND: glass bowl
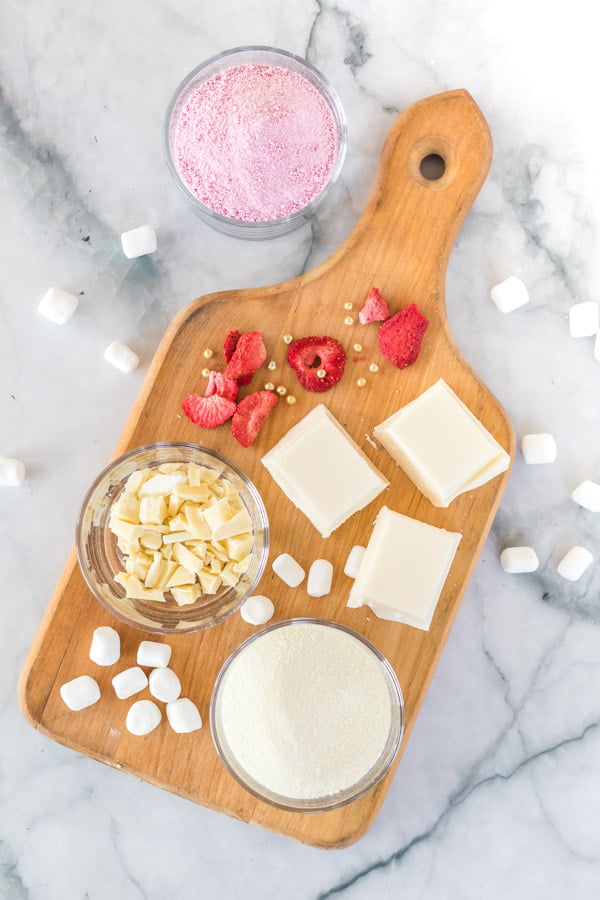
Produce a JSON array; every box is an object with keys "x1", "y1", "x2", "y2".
[
  {"x1": 76, "y1": 442, "x2": 269, "y2": 634},
  {"x1": 210, "y1": 618, "x2": 404, "y2": 812},
  {"x1": 163, "y1": 46, "x2": 347, "y2": 239}
]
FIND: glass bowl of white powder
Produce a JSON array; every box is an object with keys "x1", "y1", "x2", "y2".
[
  {"x1": 210, "y1": 618, "x2": 404, "y2": 812},
  {"x1": 163, "y1": 46, "x2": 347, "y2": 239}
]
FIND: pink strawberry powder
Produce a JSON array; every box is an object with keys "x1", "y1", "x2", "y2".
[{"x1": 173, "y1": 64, "x2": 338, "y2": 222}]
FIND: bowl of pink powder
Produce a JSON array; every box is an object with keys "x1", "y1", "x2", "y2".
[{"x1": 164, "y1": 46, "x2": 347, "y2": 239}]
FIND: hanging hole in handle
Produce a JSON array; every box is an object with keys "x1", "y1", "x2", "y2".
[{"x1": 420, "y1": 153, "x2": 445, "y2": 180}]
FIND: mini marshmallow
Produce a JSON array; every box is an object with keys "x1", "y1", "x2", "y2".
[
  {"x1": 272, "y1": 553, "x2": 305, "y2": 588},
  {"x1": 571, "y1": 480, "x2": 600, "y2": 512},
  {"x1": 89, "y1": 625, "x2": 120, "y2": 666},
  {"x1": 500, "y1": 546, "x2": 539, "y2": 574},
  {"x1": 521, "y1": 433, "x2": 557, "y2": 465},
  {"x1": 594, "y1": 331, "x2": 600, "y2": 362},
  {"x1": 344, "y1": 545, "x2": 365, "y2": 579},
  {"x1": 490, "y1": 276, "x2": 529, "y2": 314},
  {"x1": 104, "y1": 340, "x2": 140, "y2": 373},
  {"x1": 307, "y1": 559, "x2": 333, "y2": 598},
  {"x1": 60, "y1": 675, "x2": 100, "y2": 711},
  {"x1": 137, "y1": 640, "x2": 172, "y2": 669},
  {"x1": 148, "y1": 667, "x2": 181, "y2": 703},
  {"x1": 121, "y1": 225, "x2": 157, "y2": 259},
  {"x1": 166, "y1": 698, "x2": 203, "y2": 734},
  {"x1": 37, "y1": 287, "x2": 79, "y2": 324},
  {"x1": 0, "y1": 458, "x2": 26, "y2": 486},
  {"x1": 240, "y1": 595, "x2": 274, "y2": 626},
  {"x1": 569, "y1": 300, "x2": 599, "y2": 338},
  {"x1": 557, "y1": 546, "x2": 593, "y2": 582},
  {"x1": 126, "y1": 699, "x2": 162, "y2": 736},
  {"x1": 112, "y1": 666, "x2": 148, "y2": 700}
]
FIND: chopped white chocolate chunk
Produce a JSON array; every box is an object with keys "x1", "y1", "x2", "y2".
[
  {"x1": 348, "y1": 506, "x2": 461, "y2": 630},
  {"x1": 89, "y1": 626, "x2": 121, "y2": 666},
  {"x1": 500, "y1": 546, "x2": 539, "y2": 574},
  {"x1": 166, "y1": 698, "x2": 203, "y2": 734},
  {"x1": 126, "y1": 699, "x2": 162, "y2": 735},
  {"x1": 60, "y1": 675, "x2": 100, "y2": 711},
  {"x1": 374, "y1": 379, "x2": 510, "y2": 507},
  {"x1": 262, "y1": 405, "x2": 388, "y2": 538}
]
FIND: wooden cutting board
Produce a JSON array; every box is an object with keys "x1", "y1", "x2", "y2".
[{"x1": 19, "y1": 90, "x2": 514, "y2": 849}]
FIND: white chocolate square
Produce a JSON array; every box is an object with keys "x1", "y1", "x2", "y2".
[
  {"x1": 348, "y1": 506, "x2": 461, "y2": 630},
  {"x1": 262, "y1": 405, "x2": 388, "y2": 538},
  {"x1": 373, "y1": 379, "x2": 510, "y2": 507}
]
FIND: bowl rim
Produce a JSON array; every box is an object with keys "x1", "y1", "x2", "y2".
[
  {"x1": 163, "y1": 44, "x2": 348, "y2": 233},
  {"x1": 75, "y1": 441, "x2": 270, "y2": 634},
  {"x1": 209, "y1": 617, "x2": 405, "y2": 812}
]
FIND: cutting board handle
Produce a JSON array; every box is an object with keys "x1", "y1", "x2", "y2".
[{"x1": 349, "y1": 90, "x2": 492, "y2": 310}]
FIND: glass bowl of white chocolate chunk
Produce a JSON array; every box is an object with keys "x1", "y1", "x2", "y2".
[{"x1": 76, "y1": 442, "x2": 269, "y2": 634}]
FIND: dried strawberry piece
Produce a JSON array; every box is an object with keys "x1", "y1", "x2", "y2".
[
  {"x1": 204, "y1": 370, "x2": 239, "y2": 403},
  {"x1": 223, "y1": 329, "x2": 253, "y2": 385},
  {"x1": 224, "y1": 330, "x2": 266, "y2": 385},
  {"x1": 231, "y1": 391, "x2": 279, "y2": 447},
  {"x1": 358, "y1": 287, "x2": 390, "y2": 325},
  {"x1": 378, "y1": 303, "x2": 429, "y2": 369},
  {"x1": 182, "y1": 393, "x2": 237, "y2": 429},
  {"x1": 287, "y1": 336, "x2": 346, "y2": 393}
]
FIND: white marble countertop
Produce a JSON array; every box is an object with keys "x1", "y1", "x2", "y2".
[{"x1": 3, "y1": 1, "x2": 600, "y2": 897}]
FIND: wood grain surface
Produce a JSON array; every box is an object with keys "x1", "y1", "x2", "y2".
[{"x1": 19, "y1": 90, "x2": 514, "y2": 849}]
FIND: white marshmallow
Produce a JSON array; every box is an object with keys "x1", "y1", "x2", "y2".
[
  {"x1": 344, "y1": 545, "x2": 365, "y2": 579},
  {"x1": 272, "y1": 553, "x2": 305, "y2": 588},
  {"x1": 594, "y1": 330, "x2": 600, "y2": 362},
  {"x1": 126, "y1": 699, "x2": 162, "y2": 735},
  {"x1": 557, "y1": 546, "x2": 593, "y2": 581},
  {"x1": 571, "y1": 480, "x2": 600, "y2": 512},
  {"x1": 60, "y1": 675, "x2": 100, "y2": 711},
  {"x1": 121, "y1": 225, "x2": 157, "y2": 259},
  {"x1": 137, "y1": 640, "x2": 172, "y2": 668},
  {"x1": 569, "y1": 301, "x2": 599, "y2": 337},
  {"x1": 104, "y1": 340, "x2": 140, "y2": 373},
  {"x1": 166, "y1": 698, "x2": 203, "y2": 734},
  {"x1": 148, "y1": 667, "x2": 181, "y2": 703},
  {"x1": 307, "y1": 559, "x2": 334, "y2": 597},
  {"x1": 500, "y1": 546, "x2": 539, "y2": 574},
  {"x1": 240, "y1": 595, "x2": 274, "y2": 625},
  {"x1": 490, "y1": 276, "x2": 529, "y2": 314},
  {"x1": 112, "y1": 666, "x2": 148, "y2": 700},
  {"x1": 521, "y1": 433, "x2": 557, "y2": 464},
  {"x1": 0, "y1": 457, "x2": 26, "y2": 486},
  {"x1": 89, "y1": 625, "x2": 121, "y2": 666},
  {"x1": 37, "y1": 287, "x2": 79, "y2": 324}
]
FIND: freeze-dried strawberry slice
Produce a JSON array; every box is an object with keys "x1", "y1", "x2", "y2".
[
  {"x1": 287, "y1": 336, "x2": 346, "y2": 393},
  {"x1": 231, "y1": 391, "x2": 279, "y2": 447},
  {"x1": 224, "y1": 330, "x2": 266, "y2": 384},
  {"x1": 204, "y1": 370, "x2": 239, "y2": 403},
  {"x1": 182, "y1": 393, "x2": 237, "y2": 429},
  {"x1": 223, "y1": 329, "x2": 253, "y2": 385},
  {"x1": 378, "y1": 303, "x2": 429, "y2": 369},
  {"x1": 358, "y1": 287, "x2": 390, "y2": 324}
]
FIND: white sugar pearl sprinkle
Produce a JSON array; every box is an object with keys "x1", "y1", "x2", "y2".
[
  {"x1": 112, "y1": 667, "x2": 148, "y2": 700},
  {"x1": 344, "y1": 545, "x2": 366, "y2": 579},
  {"x1": 137, "y1": 640, "x2": 172, "y2": 669},
  {"x1": 148, "y1": 667, "x2": 181, "y2": 703},
  {"x1": 240, "y1": 595, "x2": 274, "y2": 626},
  {"x1": 126, "y1": 699, "x2": 162, "y2": 736},
  {"x1": 569, "y1": 300, "x2": 599, "y2": 338},
  {"x1": 120, "y1": 225, "x2": 157, "y2": 259},
  {"x1": 89, "y1": 626, "x2": 120, "y2": 666},
  {"x1": 500, "y1": 547, "x2": 539, "y2": 574},
  {"x1": 521, "y1": 433, "x2": 557, "y2": 465},
  {"x1": 490, "y1": 276, "x2": 529, "y2": 314},
  {"x1": 60, "y1": 675, "x2": 100, "y2": 711},
  {"x1": 557, "y1": 546, "x2": 593, "y2": 582},
  {"x1": 571, "y1": 480, "x2": 600, "y2": 512},
  {"x1": 166, "y1": 698, "x2": 203, "y2": 734},
  {"x1": 307, "y1": 559, "x2": 334, "y2": 598},
  {"x1": 37, "y1": 287, "x2": 79, "y2": 324},
  {"x1": 104, "y1": 340, "x2": 140, "y2": 373},
  {"x1": 0, "y1": 458, "x2": 26, "y2": 486},
  {"x1": 272, "y1": 553, "x2": 305, "y2": 588}
]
